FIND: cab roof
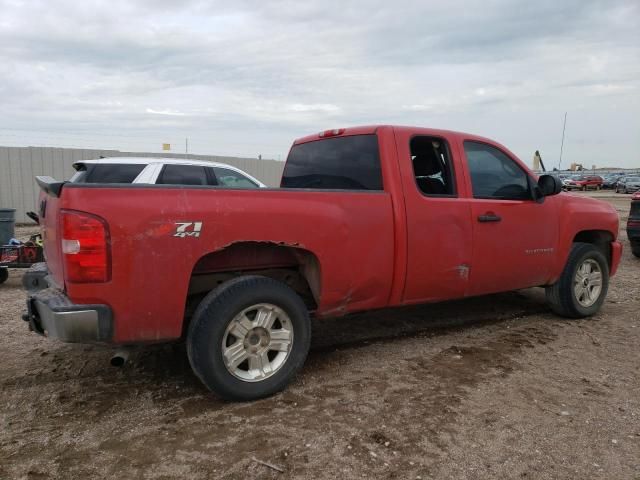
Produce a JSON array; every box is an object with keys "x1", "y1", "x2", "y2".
[{"x1": 292, "y1": 125, "x2": 498, "y2": 146}]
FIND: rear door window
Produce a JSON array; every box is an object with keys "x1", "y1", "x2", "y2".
[
  {"x1": 157, "y1": 165, "x2": 209, "y2": 186},
  {"x1": 281, "y1": 134, "x2": 383, "y2": 190},
  {"x1": 82, "y1": 164, "x2": 146, "y2": 183},
  {"x1": 211, "y1": 167, "x2": 259, "y2": 188},
  {"x1": 410, "y1": 136, "x2": 456, "y2": 196}
]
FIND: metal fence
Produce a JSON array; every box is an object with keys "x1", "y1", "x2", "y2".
[{"x1": 0, "y1": 146, "x2": 286, "y2": 223}]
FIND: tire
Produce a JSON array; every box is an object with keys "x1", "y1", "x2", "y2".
[
  {"x1": 582, "y1": 185, "x2": 587, "y2": 191},
  {"x1": 546, "y1": 242, "x2": 609, "y2": 318},
  {"x1": 187, "y1": 275, "x2": 311, "y2": 401},
  {"x1": 0, "y1": 268, "x2": 7, "y2": 285},
  {"x1": 631, "y1": 241, "x2": 640, "y2": 258}
]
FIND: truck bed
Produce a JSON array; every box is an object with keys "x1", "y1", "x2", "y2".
[{"x1": 41, "y1": 184, "x2": 396, "y2": 342}]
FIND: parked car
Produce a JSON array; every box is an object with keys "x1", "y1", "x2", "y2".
[
  {"x1": 562, "y1": 175, "x2": 604, "y2": 191},
  {"x1": 628, "y1": 192, "x2": 640, "y2": 257},
  {"x1": 69, "y1": 157, "x2": 267, "y2": 188},
  {"x1": 602, "y1": 174, "x2": 624, "y2": 189},
  {"x1": 615, "y1": 176, "x2": 640, "y2": 194},
  {"x1": 24, "y1": 125, "x2": 621, "y2": 400}
]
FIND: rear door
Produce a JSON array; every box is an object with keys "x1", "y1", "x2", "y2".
[
  {"x1": 394, "y1": 129, "x2": 472, "y2": 303},
  {"x1": 156, "y1": 164, "x2": 215, "y2": 186},
  {"x1": 461, "y1": 140, "x2": 558, "y2": 296}
]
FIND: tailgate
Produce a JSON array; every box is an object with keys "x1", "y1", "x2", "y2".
[{"x1": 36, "y1": 177, "x2": 66, "y2": 289}]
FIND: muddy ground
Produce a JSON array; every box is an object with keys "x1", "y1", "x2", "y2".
[{"x1": 1, "y1": 193, "x2": 639, "y2": 479}]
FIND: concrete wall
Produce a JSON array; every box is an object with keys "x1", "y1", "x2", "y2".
[{"x1": 0, "y1": 146, "x2": 285, "y2": 223}]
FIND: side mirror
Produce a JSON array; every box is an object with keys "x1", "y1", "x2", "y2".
[{"x1": 538, "y1": 174, "x2": 562, "y2": 197}]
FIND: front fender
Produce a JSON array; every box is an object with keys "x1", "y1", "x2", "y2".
[{"x1": 551, "y1": 193, "x2": 619, "y2": 282}]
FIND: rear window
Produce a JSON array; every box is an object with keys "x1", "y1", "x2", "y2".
[
  {"x1": 76, "y1": 164, "x2": 145, "y2": 183},
  {"x1": 69, "y1": 167, "x2": 89, "y2": 183},
  {"x1": 281, "y1": 135, "x2": 383, "y2": 190}
]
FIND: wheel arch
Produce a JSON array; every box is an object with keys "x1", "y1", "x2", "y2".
[
  {"x1": 186, "y1": 242, "x2": 321, "y2": 318},
  {"x1": 572, "y1": 230, "x2": 614, "y2": 268}
]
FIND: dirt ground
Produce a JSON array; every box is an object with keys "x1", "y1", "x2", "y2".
[{"x1": 1, "y1": 193, "x2": 639, "y2": 479}]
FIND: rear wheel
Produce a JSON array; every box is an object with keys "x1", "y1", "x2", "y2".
[
  {"x1": 187, "y1": 275, "x2": 311, "y2": 401},
  {"x1": 0, "y1": 268, "x2": 7, "y2": 285},
  {"x1": 546, "y1": 242, "x2": 609, "y2": 318}
]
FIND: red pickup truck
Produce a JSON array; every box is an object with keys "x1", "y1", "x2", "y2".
[{"x1": 24, "y1": 125, "x2": 622, "y2": 400}]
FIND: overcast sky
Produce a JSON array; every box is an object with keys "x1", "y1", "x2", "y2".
[{"x1": 0, "y1": 0, "x2": 638, "y2": 167}]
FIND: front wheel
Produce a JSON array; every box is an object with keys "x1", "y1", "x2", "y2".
[
  {"x1": 546, "y1": 243, "x2": 609, "y2": 318},
  {"x1": 187, "y1": 275, "x2": 311, "y2": 401},
  {"x1": 0, "y1": 268, "x2": 7, "y2": 285}
]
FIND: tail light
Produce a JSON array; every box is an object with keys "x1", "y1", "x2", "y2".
[{"x1": 61, "y1": 210, "x2": 110, "y2": 283}]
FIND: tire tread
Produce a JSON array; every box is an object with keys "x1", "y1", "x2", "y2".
[
  {"x1": 545, "y1": 242, "x2": 609, "y2": 318},
  {"x1": 187, "y1": 275, "x2": 311, "y2": 401}
]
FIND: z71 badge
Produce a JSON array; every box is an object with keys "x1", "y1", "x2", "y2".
[{"x1": 174, "y1": 222, "x2": 203, "y2": 238}]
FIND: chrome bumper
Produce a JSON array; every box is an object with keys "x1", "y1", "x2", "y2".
[{"x1": 24, "y1": 286, "x2": 113, "y2": 343}]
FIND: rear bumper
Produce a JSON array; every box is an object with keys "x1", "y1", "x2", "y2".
[
  {"x1": 610, "y1": 241, "x2": 623, "y2": 277},
  {"x1": 24, "y1": 286, "x2": 113, "y2": 343}
]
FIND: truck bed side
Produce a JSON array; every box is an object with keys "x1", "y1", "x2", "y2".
[{"x1": 50, "y1": 185, "x2": 395, "y2": 342}]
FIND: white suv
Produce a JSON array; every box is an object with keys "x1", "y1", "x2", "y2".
[{"x1": 69, "y1": 157, "x2": 267, "y2": 188}]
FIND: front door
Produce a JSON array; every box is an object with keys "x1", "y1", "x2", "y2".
[{"x1": 461, "y1": 140, "x2": 559, "y2": 296}]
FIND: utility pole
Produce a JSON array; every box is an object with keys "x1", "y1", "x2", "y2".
[{"x1": 558, "y1": 112, "x2": 567, "y2": 170}]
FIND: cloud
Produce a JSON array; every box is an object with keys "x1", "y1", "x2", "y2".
[
  {"x1": 146, "y1": 108, "x2": 188, "y2": 116},
  {"x1": 287, "y1": 104, "x2": 340, "y2": 113},
  {"x1": 0, "y1": 0, "x2": 638, "y2": 165}
]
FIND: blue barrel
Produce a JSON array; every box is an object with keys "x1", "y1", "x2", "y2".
[{"x1": 0, "y1": 208, "x2": 16, "y2": 246}]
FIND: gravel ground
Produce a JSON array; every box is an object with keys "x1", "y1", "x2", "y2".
[{"x1": 1, "y1": 193, "x2": 639, "y2": 479}]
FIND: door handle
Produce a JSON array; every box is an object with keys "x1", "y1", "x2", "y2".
[{"x1": 478, "y1": 213, "x2": 502, "y2": 223}]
